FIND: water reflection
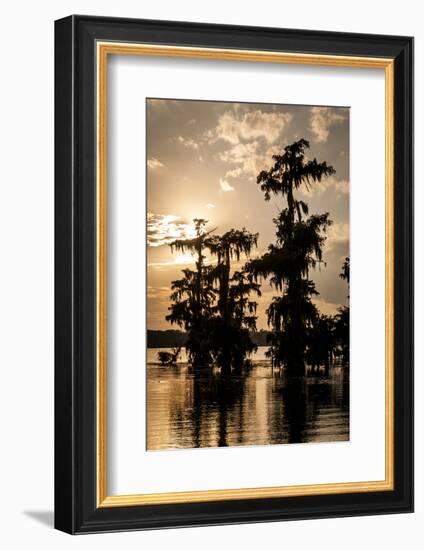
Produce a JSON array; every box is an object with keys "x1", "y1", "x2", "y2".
[{"x1": 147, "y1": 348, "x2": 349, "y2": 450}]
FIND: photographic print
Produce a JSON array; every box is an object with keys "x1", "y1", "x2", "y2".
[
  {"x1": 146, "y1": 98, "x2": 350, "y2": 451},
  {"x1": 55, "y1": 18, "x2": 413, "y2": 532}
]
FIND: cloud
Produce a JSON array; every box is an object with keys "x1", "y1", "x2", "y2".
[
  {"x1": 329, "y1": 178, "x2": 349, "y2": 196},
  {"x1": 206, "y1": 203, "x2": 215, "y2": 209},
  {"x1": 209, "y1": 109, "x2": 293, "y2": 188},
  {"x1": 147, "y1": 157, "x2": 164, "y2": 170},
  {"x1": 148, "y1": 254, "x2": 196, "y2": 268},
  {"x1": 225, "y1": 167, "x2": 244, "y2": 178},
  {"x1": 147, "y1": 212, "x2": 197, "y2": 247},
  {"x1": 177, "y1": 135, "x2": 199, "y2": 149},
  {"x1": 219, "y1": 141, "x2": 259, "y2": 164},
  {"x1": 298, "y1": 176, "x2": 349, "y2": 198},
  {"x1": 210, "y1": 109, "x2": 292, "y2": 145},
  {"x1": 147, "y1": 285, "x2": 171, "y2": 298},
  {"x1": 309, "y1": 107, "x2": 346, "y2": 143},
  {"x1": 325, "y1": 222, "x2": 349, "y2": 253},
  {"x1": 219, "y1": 142, "x2": 280, "y2": 182},
  {"x1": 219, "y1": 178, "x2": 234, "y2": 192}
]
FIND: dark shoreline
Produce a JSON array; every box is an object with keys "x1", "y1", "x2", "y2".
[{"x1": 147, "y1": 329, "x2": 272, "y2": 348}]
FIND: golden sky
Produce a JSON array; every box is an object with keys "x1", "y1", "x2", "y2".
[{"x1": 147, "y1": 99, "x2": 349, "y2": 330}]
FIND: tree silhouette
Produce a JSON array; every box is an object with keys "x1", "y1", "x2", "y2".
[
  {"x1": 340, "y1": 257, "x2": 350, "y2": 286},
  {"x1": 334, "y1": 257, "x2": 350, "y2": 366},
  {"x1": 166, "y1": 219, "x2": 216, "y2": 366},
  {"x1": 167, "y1": 223, "x2": 260, "y2": 371},
  {"x1": 157, "y1": 347, "x2": 181, "y2": 366},
  {"x1": 206, "y1": 229, "x2": 259, "y2": 372},
  {"x1": 306, "y1": 315, "x2": 336, "y2": 376},
  {"x1": 208, "y1": 229, "x2": 258, "y2": 322},
  {"x1": 166, "y1": 266, "x2": 216, "y2": 366},
  {"x1": 249, "y1": 139, "x2": 335, "y2": 376},
  {"x1": 170, "y1": 218, "x2": 215, "y2": 310}
]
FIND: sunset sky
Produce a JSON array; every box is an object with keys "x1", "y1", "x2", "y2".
[{"x1": 147, "y1": 98, "x2": 349, "y2": 330}]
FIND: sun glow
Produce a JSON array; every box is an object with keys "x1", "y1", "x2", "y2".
[
  {"x1": 147, "y1": 212, "x2": 198, "y2": 247},
  {"x1": 173, "y1": 254, "x2": 195, "y2": 265},
  {"x1": 184, "y1": 224, "x2": 198, "y2": 239}
]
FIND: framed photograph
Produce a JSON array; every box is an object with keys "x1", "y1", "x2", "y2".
[{"x1": 54, "y1": 15, "x2": 413, "y2": 534}]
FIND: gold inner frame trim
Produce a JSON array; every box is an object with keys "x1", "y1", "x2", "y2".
[{"x1": 96, "y1": 41, "x2": 395, "y2": 508}]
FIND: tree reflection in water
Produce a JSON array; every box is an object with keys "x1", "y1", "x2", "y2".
[{"x1": 147, "y1": 361, "x2": 349, "y2": 451}]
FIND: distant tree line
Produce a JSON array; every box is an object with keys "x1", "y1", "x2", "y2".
[
  {"x1": 148, "y1": 329, "x2": 272, "y2": 348},
  {"x1": 162, "y1": 139, "x2": 349, "y2": 377}
]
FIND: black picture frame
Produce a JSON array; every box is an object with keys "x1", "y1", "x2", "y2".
[{"x1": 55, "y1": 15, "x2": 414, "y2": 534}]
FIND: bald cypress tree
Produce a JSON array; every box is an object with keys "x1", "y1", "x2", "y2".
[
  {"x1": 166, "y1": 222, "x2": 260, "y2": 371},
  {"x1": 166, "y1": 219, "x2": 216, "y2": 366},
  {"x1": 208, "y1": 229, "x2": 260, "y2": 373},
  {"x1": 335, "y1": 257, "x2": 350, "y2": 367},
  {"x1": 249, "y1": 139, "x2": 335, "y2": 377}
]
